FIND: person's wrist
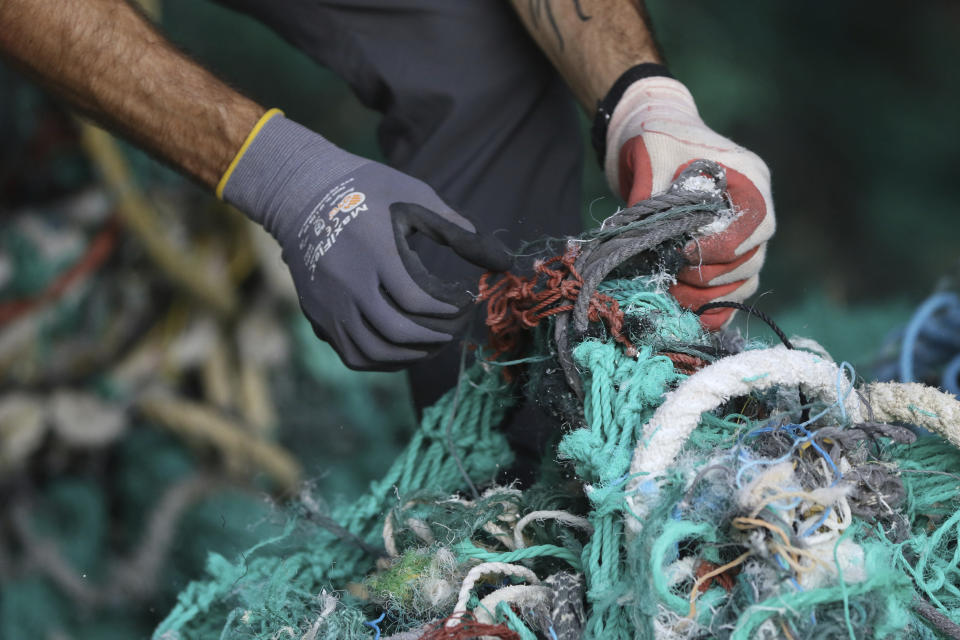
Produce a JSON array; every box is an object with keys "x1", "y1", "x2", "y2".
[
  {"x1": 219, "y1": 113, "x2": 366, "y2": 236},
  {"x1": 590, "y1": 62, "x2": 673, "y2": 166},
  {"x1": 207, "y1": 99, "x2": 270, "y2": 188},
  {"x1": 602, "y1": 76, "x2": 701, "y2": 197},
  {"x1": 216, "y1": 108, "x2": 285, "y2": 200}
]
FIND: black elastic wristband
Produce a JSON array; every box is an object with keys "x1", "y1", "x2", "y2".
[{"x1": 590, "y1": 63, "x2": 673, "y2": 166}]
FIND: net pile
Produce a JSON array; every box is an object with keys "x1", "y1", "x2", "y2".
[{"x1": 154, "y1": 163, "x2": 960, "y2": 640}]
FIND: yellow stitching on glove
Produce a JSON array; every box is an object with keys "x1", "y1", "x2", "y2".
[{"x1": 215, "y1": 108, "x2": 284, "y2": 201}]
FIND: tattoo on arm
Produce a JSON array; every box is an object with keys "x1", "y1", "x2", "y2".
[
  {"x1": 510, "y1": 0, "x2": 663, "y2": 109},
  {"x1": 528, "y1": 0, "x2": 592, "y2": 50}
]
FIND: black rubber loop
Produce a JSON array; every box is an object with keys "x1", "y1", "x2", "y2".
[{"x1": 590, "y1": 62, "x2": 673, "y2": 165}]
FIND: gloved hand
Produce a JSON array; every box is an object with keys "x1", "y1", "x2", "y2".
[
  {"x1": 218, "y1": 110, "x2": 510, "y2": 370},
  {"x1": 603, "y1": 76, "x2": 775, "y2": 330}
]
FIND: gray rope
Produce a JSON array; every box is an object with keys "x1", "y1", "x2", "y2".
[
  {"x1": 554, "y1": 159, "x2": 729, "y2": 400},
  {"x1": 914, "y1": 597, "x2": 960, "y2": 639},
  {"x1": 571, "y1": 212, "x2": 717, "y2": 334}
]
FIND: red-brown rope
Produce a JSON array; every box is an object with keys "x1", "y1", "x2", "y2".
[
  {"x1": 477, "y1": 245, "x2": 635, "y2": 360},
  {"x1": 693, "y1": 558, "x2": 740, "y2": 595},
  {"x1": 417, "y1": 614, "x2": 522, "y2": 639},
  {"x1": 662, "y1": 351, "x2": 710, "y2": 376}
]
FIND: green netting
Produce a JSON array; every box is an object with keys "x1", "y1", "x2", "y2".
[{"x1": 146, "y1": 277, "x2": 960, "y2": 639}]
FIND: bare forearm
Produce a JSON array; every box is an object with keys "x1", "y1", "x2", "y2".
[
  {"x1": 0, "y1": 0, "x2": 264, "y2": 188},
  {"x1": 509, "y1": 0, "x2": 662, "y2": 110}
]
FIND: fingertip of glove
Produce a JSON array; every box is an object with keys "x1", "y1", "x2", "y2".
[{"x1": 471, "y1": 234, "x2": 513, "y2": 273}]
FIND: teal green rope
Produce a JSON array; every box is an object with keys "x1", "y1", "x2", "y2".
[
  {"x1": 454, "y1": 540, "x2": 582, "y2": 571},
  {"x1": 649, "y1": 520, "x2": 717, "y2": 614},
  {"x1": 154, "y1": 278, "x2": 960, "y2": 639},
  {"x1": 495, "y1": 601, "x2": 538, "y2": 640},
  {"x1": 153, "y1": 361, "x2": 517, "y2": 639},
  {"x1": 730, "y1": 542, "x2": 914, "y2": 640}
]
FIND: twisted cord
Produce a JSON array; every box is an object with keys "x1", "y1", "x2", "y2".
[
  {"x1": 478, "y1": 159, "x2": 728, "y2": 400},
  {"x1": 913, "y1": 597, "x2": 960, "y2": 640},
  {"x1": 555, "y1": 160, "x2": 729, "y2": 399},
  {"x1": 696, "y1": 300, "x2": 794, "y2": 349}
]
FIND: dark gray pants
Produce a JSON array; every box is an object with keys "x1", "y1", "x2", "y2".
[{"x1": 217, "y1": 0, "x2": 585, "y2": 473}]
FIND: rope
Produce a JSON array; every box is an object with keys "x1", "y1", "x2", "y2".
[
  {"x1": 478, "y1": 244, "x2": 633, "y2": 360},
  {"x1": 625, "y1": 346, "x2": 863, "y2": 525},
  {"x1": 899, "y1": 292, "x2": 960, "y2": 385},
  {"x1": 696, "y1": 300, "x2": 795, "y2": 349},
  {"x1": 512, "y1": 510, "x2": 593, "y2": 550},
  {"x1": 454, "y1": 540, "x2": 583, "y2": 570},
  {"x1": 554, "y1": 160, "x2": 728, "y2": 399},
  {"x1": 478, "y1": 159, "x2": 728, "y2": 400},
  {"x1": 864, "y1": 381, "x2": 960, "y2": 448},
  {"x1": 146, "y1": 157, "x2": 960, "y2": 640},
  {"x1": 137, "y1": 389, "x2": 302, "y2": 491},
  {"x1": 79, "y1": 124, "x2": 238, "y2": 315},
  {"x1": 448, "y1": 562, "x2": 539, "y2": 626},
  {"x1": 0, "y1": 217, "x2": 119, "y2": 328},
  {"x1": 474, "y1": 585, "x2": 553, "y2": 625}
]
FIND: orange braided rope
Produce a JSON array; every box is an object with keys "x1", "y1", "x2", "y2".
[{"x1": 477, "y1": 245, "x2": 635, "y2": 359}]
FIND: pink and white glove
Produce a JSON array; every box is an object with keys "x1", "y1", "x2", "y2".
[{"x1": 603, "y1": 76, "x2": 775, "y2": 330}]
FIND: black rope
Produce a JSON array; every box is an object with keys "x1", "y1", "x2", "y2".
[{"x1": 696, "y1": 301, "x2": 794, "y2": 350}]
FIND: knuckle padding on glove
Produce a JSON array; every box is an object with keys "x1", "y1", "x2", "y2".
[{"x1": 677, "y1": 245, "x2": 762, "y2": 286}]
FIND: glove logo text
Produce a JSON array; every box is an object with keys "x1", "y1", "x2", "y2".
[{"x1": 298, "y1": 180, "x2": 370, "y2": 280}]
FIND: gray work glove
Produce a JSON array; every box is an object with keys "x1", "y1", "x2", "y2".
[{"x1": 220, "y1": 111, "x2": 510, "y2": 370}]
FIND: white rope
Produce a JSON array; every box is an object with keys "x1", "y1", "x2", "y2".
[
  {"x1": 406, "y1": 518, "x2": 436, "y2": 546},
  {"x1": 300, "y1": 590, "x2": 338, "y2": 640},
  {"x1": 865, "y1": 381, "x2": 960, "y2": 448},
  {"x1": 623, "y1": 346, "x2": 960, "y2": 533},
  {"x1": 442, "y1": 488, "x2": 522, "y2": 550},
  {"x1": 512, "y1": 510, "x2": 593, "y2": 550},
  {"x1": 473, "y1": 584, "x2": 553, "y2": 625},
  {"x1": 448, "y1": 562, "x2": 540, "y2": 627},
  {"x1": 626, "y1": 346, "x2": 862, "y2": 528},
  {"x1": 382, "y1": 512, "x2": 399, "y2": 558}
]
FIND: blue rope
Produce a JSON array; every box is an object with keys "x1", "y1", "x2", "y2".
[
  {"x1": 899, "y1": 292, "x2": 960, "y2": 384},
  {"x1": 364, "y1": 612, "x2": 386, "y2": 640},
  {"x1": 943, "y1": 353, "x2": 960, "y2": 396}
]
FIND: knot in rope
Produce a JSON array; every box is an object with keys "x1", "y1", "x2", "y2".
[{"x1": 477, "y1": 245, "x2": 634, "y2": 359}]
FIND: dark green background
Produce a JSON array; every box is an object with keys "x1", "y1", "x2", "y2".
[
  {"x1": 4, "y1": 0, "x2": 958, "y2": 320},
  {"x1": 150, "y1": 0, "x2": 960, "y2": 360},
  {"x1": 155, "y1": 0, "x2": 960, "y2": 304}
]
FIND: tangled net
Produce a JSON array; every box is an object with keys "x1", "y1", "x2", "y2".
[{"x1": 156, "y1": 162, "x2": 960, "y2": 639}]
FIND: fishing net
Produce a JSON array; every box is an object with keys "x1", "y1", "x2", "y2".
[{"x1": 149, "y1": 161, "x2": 960, "y2": 639}]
